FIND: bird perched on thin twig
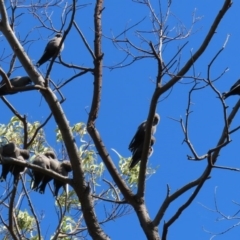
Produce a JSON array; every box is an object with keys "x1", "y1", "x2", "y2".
[
  {"x1": 129, "y1": 136, "x2": 156, "y2": 168},
  {"x1": 222, "y1": 79, "x2": 240, "y2": 99},
  {"x1": 0, "y1": 76, "x2": 32, "y2": 95},
  {"x1": 36, "y1": 33, "x2": 64, "y2": 67}
]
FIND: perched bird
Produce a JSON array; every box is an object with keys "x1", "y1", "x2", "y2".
[
  {"x1": 31, "y1": 151, "x2": 72, "y2": 196},
  {"x1": 222, "y1": 79, "x2": 240, "y2": 99},
  {"x1": 36, "y1": 33, "x2": 64, "y2": 67},
  {"x1": 0, "y1": 76, "x2": 32, "y2": 95},
  {"x1": 53, "y1": 160, "x2": 72, "y2": 196},
  {"x1": 0, "y1": 142, "x2": 30, "y2": 182},
  {"x1": 129, "y1": 113, "x2": 160, "y2": 153},
  {"x1": 31, "y1": 151, "x2": 57, "y2": 194},
  {"x1": 129, "y1": 136, "x2": 156, "y2": 168}
]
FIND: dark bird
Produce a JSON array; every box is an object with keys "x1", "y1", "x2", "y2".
[
  {"x1": 129, "y1": 136, "x2": 156, "y2": 168},
  {"x1": 31, "y1": 151, "x2": 72, "y2": 196},
  {"x1": 129, "y1": 113, "x2": 160, "y2": 153},
  {"x1": 53, "y1": 160, "x2": 72, "y2": 196},
  {"x1": 31, "y1": 151, "x2": 57, "y2": 194},
  {"x1": 36, "y1": 33, "x2": 64, "y2": 67},
  {"x1": 0, "y1": 76, "x2": 32, "y2": 95},
  {"x1": 0, "y1": 142, "x2": 30, "y2": 182},
  {"x1": 222, "y1": 79, "x2": 240, "y2": 99}
]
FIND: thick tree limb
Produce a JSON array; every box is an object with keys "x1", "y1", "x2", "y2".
[
  {"x1": 0, "y1": 156, "x2": 73, "y2": 186},
  {"x1": 0, "y1": 1, "x2": 109, "y2": 239},
  {"x1": 87, "y1": 0, "x2": 134, "y2": 203}
]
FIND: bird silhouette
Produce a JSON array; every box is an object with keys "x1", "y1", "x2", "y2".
[
  {"x1": 0, "y1": 76, "x2": 32, "y2": 95},
  {"x1": 36, "y1": 33, "x2": 64, "y2": 67},
  {"x1": 129, "y1": 113, "x2": 160, "y2": 153},
  {"x1": 129, "y1": 135, "x2": 156, "y2": 168},
  {"x1": 222, "y1": 79, "x2": 240, "y2": 99},
  {"x1": 0, "y1": 142, "x2": 30, "y2": 183}
]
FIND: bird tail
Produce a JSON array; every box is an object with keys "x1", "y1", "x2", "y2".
[
  {"x1": 30, "y1": 180, "x2": 38, "y2": 190},
  {"x1": 222, "y1": 92, "x2": 229, "y2": 99},
  {"x1": 129, "y1": 156, "x2": 139, "y2": 169}
]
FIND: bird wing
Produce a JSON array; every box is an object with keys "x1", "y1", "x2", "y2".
[
  {"x1": 230, "y1": 79, "x2": 240, "y2": 91},
  {"x1": 129, "y1": 139, "x2": 154, "y2": 168},
  {"x1": 46, "y1": 36, "x2": 64, "y2": 53},
  {"x1": 129, "y1": 144, "x2": 142, "y2": 168},
  {"x1": 37, "y1": 36, "x2": 64, "y2": 66},
  {"x1": 11, "y1": 76, "x2": 31, "y2": 87},
  {"x1": 128, "y1": 121, "x2": 146, "y2": 152}
]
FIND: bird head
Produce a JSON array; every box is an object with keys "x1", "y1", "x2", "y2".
[
  {"x1": 62, "y1": 161, "x2": 72, "y2": 172},
  {"x1": 55, "y1": 33, "x2": 62, "y2": 38},
  {"x1": 43, "y1": 151, "x2": 56, "y2": 159},
  {"x1": 153, "y1": 113, "x2": 160, "y2": 126},
  {"x1": 23, "y1": 76, "x2": 32, "y2": 84},
  {"x1": 150, "y1": 136, "x2": 156, "y2": 146}
]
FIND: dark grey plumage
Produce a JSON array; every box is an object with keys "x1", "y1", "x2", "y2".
[
  {"x1": 128, "y1": 113, "x2": 160, "y2": 153},
  {"x1": 129, "y1": 136, "x2": 156, "y2": 168},
  {"x1": 222, "y1": 79, "x2": 240, "y2": 99},
  {"x1": 31, "y1": 152, "x2": 56, "y2": 194},
  {"x1": 43, "y1": 151, "x2": 57, "y2": 159},
  {"x1": 0, "y1": 142, "x2": 29, "y2": 182},
  {"x1": 53, "y1": 160, "x2": 72, "y2": 196},
  {"x1": 36, "y1": 33, "x2": 64, "y2": 67},
  {"x1": 0, "y1": 76, "x2": 32, "y2": 95},
  {"x1": 31, "y1": 152, "x2": 72, "y2": 196}
]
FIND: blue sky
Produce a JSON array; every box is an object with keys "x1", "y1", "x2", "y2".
[{"x1": 1, "y1": 0, "x2": 240, "y2": 239}]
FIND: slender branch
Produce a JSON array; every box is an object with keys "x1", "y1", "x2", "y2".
[
  {"x1": 27, "y1": 112, "x2": 53, "y2": 148},
  {"x1": 58, "y1": 56, "x2": 93, "y2": 71},
  {"x1": 8, "y1": 181, "x2": 19, "y2": 240},
  {"x1": 137, "y1": 0, "x2": 232, "y2": 199},
  {"x1": 45, "y1": 0, "x2": 76, "y2": 80},
  {"x1": 92, "y1": 194, "x2": 127, "y2": 204},
  {"x1": 73, "y1": 20, "x2": 95, "y2": 59},
  {"x1": 20, "y1": 175, "x2": 41, "y2": 239},
  {"x1": 103, "y1": 178, "x2": 120, "y2": 201},
  {"x1": 157, "y1": 0, "x2": 232, "y2": 95},
  {"x1": 52, "y1": 197, "x2": 67, "y2": 240},
  {"x1": 153, "y1": 176, "x2": 210, "y2": 226},
  {"x1": 162, "y1": 159, "x2": 212, "y2": 240},
  {"x1": 57, "y1": 70, "x2": 89, "y2": 89},
  {"x1": 87, "y1": 0, "x2": 134, "y2": 204}
]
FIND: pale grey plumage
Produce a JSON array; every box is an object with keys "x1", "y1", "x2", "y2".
[{"x1": 36, "y1": 33, "x2": 64, "y2": 67}]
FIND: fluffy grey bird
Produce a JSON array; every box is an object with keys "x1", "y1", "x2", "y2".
[
  {"x1": 129, "y1": 136, "x2": 156, "y2": 168},
  {"x1": 222, "y1": 79, "x2": 240, "y2": 99},
  {"x1": 36, "y1": 33, "x2": 64, "y2": 67},
  {"x1": 31, "y1": 151, "x2": 72, "y2": 196},
  {"x1": 0, "y1": 76, "x2": 32, "y2": 95},
  {"x1": 31, "y1": 151, "x2": 57, "y2": 194},
  {"x1": 0, "y1": 142, "x2": 30, "y2": 182},
  {"x1": 128, "y1": 113, "x2": 160, "y2": 153}
]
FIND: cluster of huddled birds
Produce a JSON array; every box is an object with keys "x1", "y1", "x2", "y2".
[
  {"x1": 0, "y1": 143, "x2": 72, "y2": 196},
  {"x1": 0, "y1": 32, "x2": 240, "y2": 195}
]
